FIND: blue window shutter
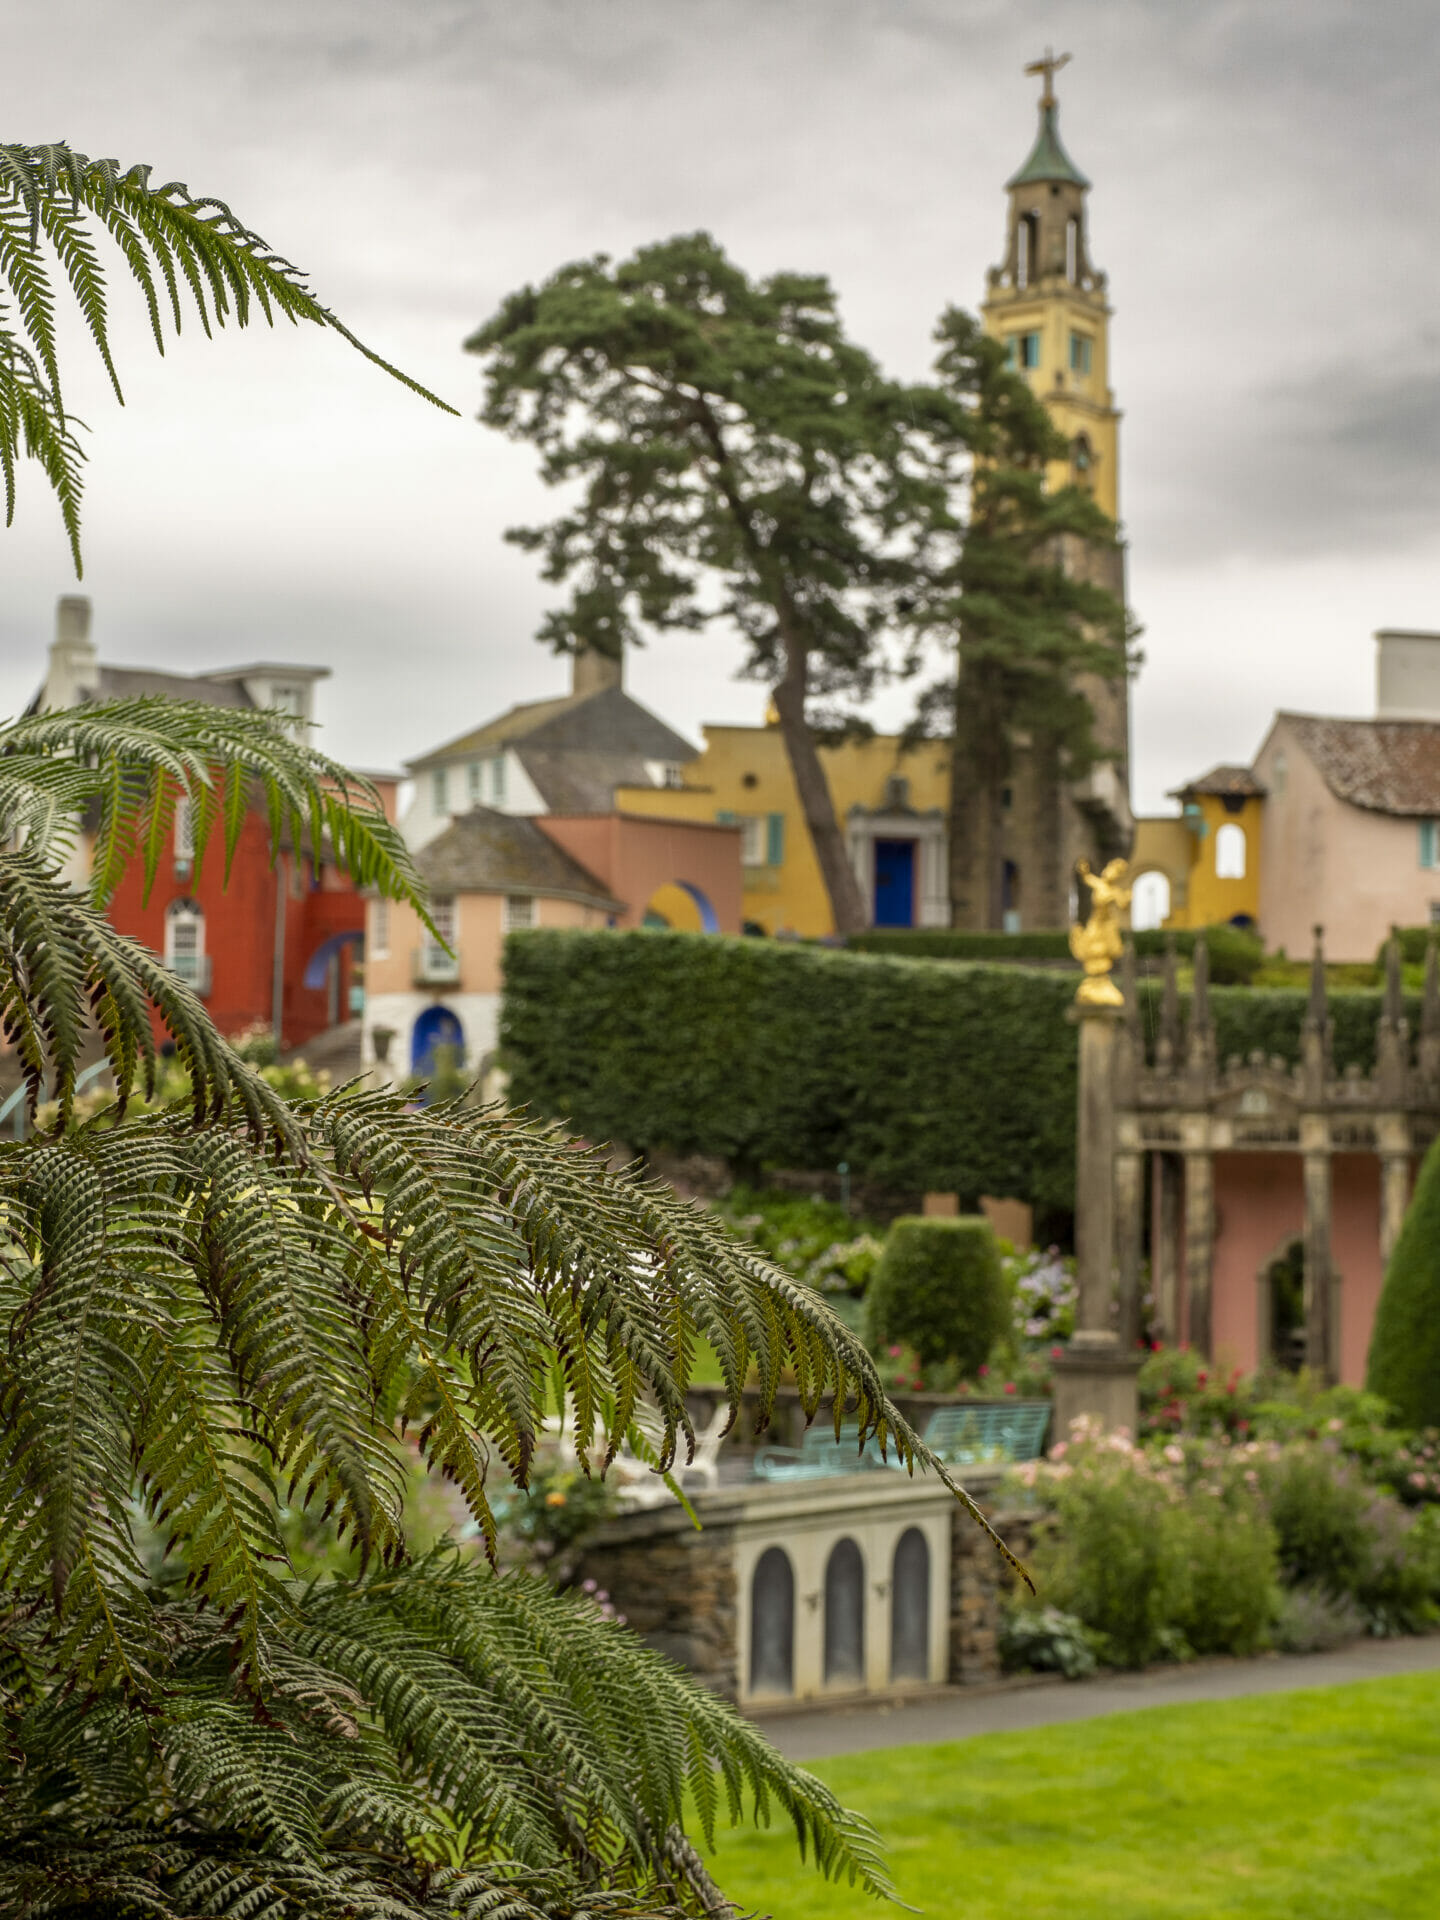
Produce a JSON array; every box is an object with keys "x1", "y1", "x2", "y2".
[
  {"x1": 767, "y1": 813, "x2": 785, "y2": 865},
  {"x1": 715, "y1": 809, "x2": 737, "y2": 825},
  {"x1": 1422, "y1": 821, "x2": 1437, "y2": 870}
]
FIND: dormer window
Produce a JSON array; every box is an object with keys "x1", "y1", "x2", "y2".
[{"x1": 268, "y1": 684, "x2": 304, "y2": 719}]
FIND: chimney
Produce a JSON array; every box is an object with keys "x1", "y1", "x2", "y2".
[
  {"x1": 570, "y1": 645, "x2": 623, "y2": 699},
  {"x1": 1376, "y1": 629, "x2": 1440, "y2": 721},
  {"x1": 44, "y1": 594, "x2": 99, "y2": 710}
]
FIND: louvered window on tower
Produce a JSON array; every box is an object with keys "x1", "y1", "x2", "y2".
[
  {"x1": 1069, "y1": 331, "x2": 1092, "y2": 375},
  {"x1": 1007, "y1": 331, "x2": 1041, "y2": 370}
]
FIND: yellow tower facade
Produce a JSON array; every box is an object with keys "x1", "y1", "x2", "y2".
[{"x1": 979, "y1": 54, "x2": 1121, "y2": 522}]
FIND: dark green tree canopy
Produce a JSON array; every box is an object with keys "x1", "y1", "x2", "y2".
[{"x1": 468, "y1": 232, "x2": 950, "y2": 933}]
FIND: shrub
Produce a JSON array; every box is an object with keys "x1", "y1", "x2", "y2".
[
  {"x1": 716, "y1": 1185, "x2": 884, "y2": 1296},
  {"x1": 1273, "y1": 1584, "x2": 1366, "y2": 1654},
  {"x1": 866, "y1": 1216, "x2": 1009, "y2": 1372},
  {"x1": 1000, "y1": 1605, "x2": 1099, "y2": 1679},
  {"x1": 1368, "y1": 1133, "x2": 1440, "y2": 1428},
  {"x1": 501, "y1": 930, "x2": 1401, "y2": 1211},
  {"x1": 1175, "y1": 1492, "x2": 1279, "y2": 1657},
  {"x1": 845, "y1": 924, "x2": 1263, "y2": 983},
  {"x1": 1262, "y1": 1448, "x2": 1373, "y2": 1596}
]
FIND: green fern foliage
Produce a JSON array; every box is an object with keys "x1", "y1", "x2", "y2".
[
  {"x1": 0, "y1": 142, "x2": 457, "y2": 569},
  {"x1": 0, "y1": 700, "x2": 1000, "y2": 1913}
]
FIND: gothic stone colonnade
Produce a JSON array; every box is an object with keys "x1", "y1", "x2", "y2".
[{"x1": 1106, "y1": 931, "x2": 1439, "y2": 1386}]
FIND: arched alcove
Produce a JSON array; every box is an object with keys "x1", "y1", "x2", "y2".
[
  {"x1": 749, "y1": 1546, "x2": 795, "y2": 1695},
  {"x1": 640, "y1": 880, "x2": 720, "y2": 934},
  {"x1": 410, "y1": 1004, "x2": 465, "y2": 1079},
  {"x1": 1215, "y1": 822, "x2": 1247, "y2": 880},
  {"x1": 1131, "y1": 869, "x2": 1171, "y2": 932},
  {"x1": 889, "y1": 1527, "x2": 931, "y2": 1682},
  {"x1": 823, "y1": 1538, "x2": 865, "y2": 1686}
]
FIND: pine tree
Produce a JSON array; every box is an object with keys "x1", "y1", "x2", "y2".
[
  {"x1": 467, "y1": 234, "x2": 946, "y2": 936},
  {"x1": 0, "y1": 698, "x2": 1018, "y2": 1913},
  {"x1": 1367, "y1": 1133, "x2": 1440, "y2": 1427},
  {"x1": 906, "y1": 312, "x2": 1136, "y2": 930}
]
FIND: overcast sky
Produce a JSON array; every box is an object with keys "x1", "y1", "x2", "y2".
[{"x1": 3, "y1": 0, "x2": 1437, "y2": 813}]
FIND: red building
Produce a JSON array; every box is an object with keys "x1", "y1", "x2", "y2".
[{"x1": 33, "y1": 595, "x2": 386, "y2": 1050}]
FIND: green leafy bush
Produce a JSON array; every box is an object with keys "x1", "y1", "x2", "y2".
[
  {"x1": 1368, "y1": 1134, "x2": 1440, "y2": 1429},
  {"x1": 502, "y1": 931, "x2": 1400, "y2": 1211},
  {"x1": 999, "y1": 1605, "x2": 1099, "y2": 1679},
  {"x1": 1177, "y1": 1493, "x2": 1279, "y2": 1657},
  {"x1": 1273, "y1": 1584, "x2": 1367, "y2": 1653},
  {"x1": 844, "y1": 924, "x2": 1263, "y2": 982},
  {"x1": 866, "y1": 1216, "x2": 1009, "y2": 1372},
  {"x1": 716, "y1": 1185, "x2": 884, "y2": 1296},
  {"x1": 1261, "y1": 1447, "x2": 1373, "y2": 1595}
]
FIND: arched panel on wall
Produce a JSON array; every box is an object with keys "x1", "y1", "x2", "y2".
[
  {"x1": 410, "y1": 1003, "x2": 465, "y2": 1079},
  {"x1": 823, "y1": 1537, "x2": 865, "y2": 1686},
  {"x1": 1131, "y1": 869, "x2": 1171, "y2": 932},
  {"x1": 1215, "y1": 822, "x2": 1247, "y2": 880},
  {"x1": 749, "y1": 1546, "x2": 795, "y2": 1696},
  {"x1": 889, "y1": 1527, "x2": 931, "y2": 1682}
]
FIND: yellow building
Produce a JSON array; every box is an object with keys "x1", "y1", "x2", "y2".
[
  {"x1": 616, "y1": 722, "x2": 952, "y2": 937},
  {"x1": 1129, "y1": 767, "x2": 1265, "y2": 934},
  {"x1": 979, "y1": 52, "x2": 1121, "y2": 522}
]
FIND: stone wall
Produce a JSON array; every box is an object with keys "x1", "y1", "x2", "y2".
[
  {"x1": 948, "y1": 1502, "x2": 1036, "y2": 1684},
  {"x1": 574, "y1": 1509, "x2": 740, "y2": 1700}
]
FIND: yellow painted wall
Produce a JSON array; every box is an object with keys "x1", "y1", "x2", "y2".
[
  {"x1": 979, "y1": 286, "x2": 1120, "y2": 520},
  {"x1": 616, "y1": 723, "x2": 951, "y2": 937},
  {"x1": 1132, "y1": 799, "x2": 1263, "y2": 933}
]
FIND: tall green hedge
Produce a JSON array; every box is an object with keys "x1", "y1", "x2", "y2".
[
  {"x1": 1367, "y1": 1137, "x2": 1440, "y2": 1427},
  {"x1": 847, "y1": 924, "x2": 1264, "y2": 984},
  {"x1": 501, "y1": 931, "x2": 1404, "y2": 1215}
]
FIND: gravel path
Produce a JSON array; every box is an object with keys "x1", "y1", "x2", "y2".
[{"x1": 754, "y1": 1634, "x2": 1440, "y2": 1761}]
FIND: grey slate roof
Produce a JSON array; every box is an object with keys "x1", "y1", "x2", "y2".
[
  {"x1": 414, "y1": 807, "x2": 622, "y2": 910},
  {"x1": 95, "y1": 665, "x2": 253, "y2": 707},
  {"x1": 1281, "y1": 713, "x2": 1440, "y2": 818},
  {"x1": 1171, "y1": 764, "x2": 1267, "y2": 801}
]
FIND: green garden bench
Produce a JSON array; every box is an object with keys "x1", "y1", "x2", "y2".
[
  {"x1": 751, "y1": 1422, "x2": 893, "y2": 1481},
  {"x1": 921, "y1": 1400, "x2": 1050, "y2": 1465}
]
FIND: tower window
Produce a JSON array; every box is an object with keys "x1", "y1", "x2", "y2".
[
  {"x1": 1069, "y1": 332, "x2": 1093, "y2": 376},
  {"x1": 1215, "y1": 823, "x2": 1247, "y2": 880},
  {"x1": 1007, "y1": 331, "x2": 1041, "y2": 371},
  {"x1": 1072, "y1": 434, "x2": 1094, "y2": 488},
  {"x1": 1065, "y1": 217, "x2": 1079, "y2": 283},
  {"x1": 1016, "y1": 212, "x2": 1040, "y2": 289}
]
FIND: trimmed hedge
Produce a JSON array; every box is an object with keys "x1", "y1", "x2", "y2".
[
  {"x1": 847, "y1": 923, "x2": 1264, "y2": 985},
  {"x1": 1367, "y1": 1135, "x2": 1440, "y2": 1428},
  {"x1": 865, "y1": 1216, "x2": 1008, "y2": 1371},
  {"x1": 501, "y1": 930, "x2": 1407, "y2": 1215}
]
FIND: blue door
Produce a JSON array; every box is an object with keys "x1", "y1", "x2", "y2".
[
  {"x1": 873, "y1": 839, "x2": 915, "y2": 928},
  {"x1": 411, "y1": 1004, "x2": 464, "y2": 1079}
]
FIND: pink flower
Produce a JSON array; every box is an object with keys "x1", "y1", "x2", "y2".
[
  {"x1": 1003, "y1": 1381, "x2": 1017, "y2": 1394},
  {"x1": 888, "y1": 1345, "x2": 902, "y2": 1359},
  {"x1": 1051, "y1": 1344, "x2": 1063, "y2": 1359},
  {"x1": 1050, "y1": 1441, "x2": 1068, "y2": 1460},
  {"x1": 978, "y1": 1364, "x2": 990, "y2": 1378}
]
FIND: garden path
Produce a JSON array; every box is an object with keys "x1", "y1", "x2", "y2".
[{"x1": 756, "y1": 1634, "x2": 1440, "y2": 1760}]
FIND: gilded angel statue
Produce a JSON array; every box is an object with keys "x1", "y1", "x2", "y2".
[{"x1": 1069, "y1": 858, "x2": 1132, "y2": 1006}]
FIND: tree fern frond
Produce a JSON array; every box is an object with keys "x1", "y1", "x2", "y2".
[{"x1": 0, "y1": 141, "x2": 458, "y2": 569}]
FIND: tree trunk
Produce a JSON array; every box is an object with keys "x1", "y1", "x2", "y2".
[
  {"x1": 949, "y1": 654, "x2": 1008, "y2": 930},
  {"x1": 771, "y1": 642, "x2": 869, "y2": 935}
]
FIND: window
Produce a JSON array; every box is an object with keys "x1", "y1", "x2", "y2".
[
  {"x1": 739, "y1": 816, "x2": 766, "y2": 866},
  {"x1": 424, "y1": 895, "x2": 456, "y2": 969},
  {"x1": 1007, "y1": 331, "x2": 1041, "y2": 371},
  {"x1": 1215, "y1": 822, "x2": 1247, "y2": 880},
  {"x1": 1069, "y1": 331, "x2": 1092, "y2": 376},
  {"x1": 1131, "y1": 869, "x2": 1171, "y2": 932},
  {"x1": 268, "y1": 684, "x2": 304, "y2": 718},
  {"x1": 1429, "y1": 901, "x2": 1440, "y2": 926},
  {"x1": 371, "y1": 895, "x2": 390, "y2": 959},
  {"x1": 174, "y1": 797, "x2": 195, "y2": 863},
  {"x1": 1421, "y1": 821, "x2": 1440, "y2": 870},
  {"x1": 1072, "y1": 434, "x2": 1094, "y2": 487},
  {"x1": 503, "y1": 894, "x2": 536, "y2": 931},
  {"x1": 1065, "y1": 216, "x2": 1079, "y2": 283},
  {"x1": 1272, "y1": 752, "x2": 1288, "y2": 798},
  {"x1": 165, "y1": 898, "x2": 205, "y2": 988},
  {"x1": 431, "y1": 766, "x2": 450, "y2": 816},
  {"x1": 467, "y1": 761, "x2": 483, "y2": 806},
  {"x1": 489, "y1": 755, "x2": 507, "y2": 805},
  {"x1": 766, "y1": 812, "x2": 785, "y2": 866},
  {"x1": 1016, "y1": 212, "x2": 1039, "y2": 289}
]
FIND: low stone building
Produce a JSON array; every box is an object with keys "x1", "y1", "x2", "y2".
[{"x1": 573, "y1": 1470, "x2": 1031, "y2": 1710}]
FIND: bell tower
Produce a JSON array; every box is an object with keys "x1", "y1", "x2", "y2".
[{"x1": 981, "y1": 50, "x2": 1120, "y2": 525}]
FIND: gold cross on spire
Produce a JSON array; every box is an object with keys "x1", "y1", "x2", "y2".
[{"x1": 1024, "y1": 47, "x2": 1071, "y2": 108}]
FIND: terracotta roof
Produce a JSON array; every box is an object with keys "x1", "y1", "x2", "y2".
[
  {"x1": 414, "y1": 807, "x2": 622, "y2": 910},
  {"x1": 1281, "y1": 713, "x2": 1440, "y2": 817},
  {"x1": 1170, "y1": 764, "x2": 1267, "y2": 800}
]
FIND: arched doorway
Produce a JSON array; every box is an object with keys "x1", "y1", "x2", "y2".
[
  {"x1": 410, "y1": 1004, "x2": 464, "y2": 1079},
  {"x1": 1263, "y1": 1237, "x2": 1306, "y2": 1372},
  {"x1": 889, "y1": 1528, "x2": 931, "y2": 1682},
  {"x1": 639, "y1": 881, "x2": 720, "y2": 933},
  {"x1": 749, "y1": 1546, "x2": 794, "y2": 1695},
  {"x1": 823, "y1": 1538, "x2": 865, "y2": 1686}
]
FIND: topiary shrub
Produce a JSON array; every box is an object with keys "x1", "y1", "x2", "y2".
[
  {"x1": 865, "y1": 1216, "x2": 1009, "y2": 1372},
  {"x1": 1368, "y1": 1134, "x2": 1440, "y2": 1428}
]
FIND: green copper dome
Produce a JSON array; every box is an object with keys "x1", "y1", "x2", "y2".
[{"x1": 1006, "y1": 102, "x2": 1090, "y2": 190}]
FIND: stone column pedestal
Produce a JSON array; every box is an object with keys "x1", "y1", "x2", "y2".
[{"x1": 1051, "y1": 1341, "x2": 1143, "y2": 1445}]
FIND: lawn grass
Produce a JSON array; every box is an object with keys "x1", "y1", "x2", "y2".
[{"x1": 705, "y1": 1671, "x2": 1440, "y2": 1919}]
